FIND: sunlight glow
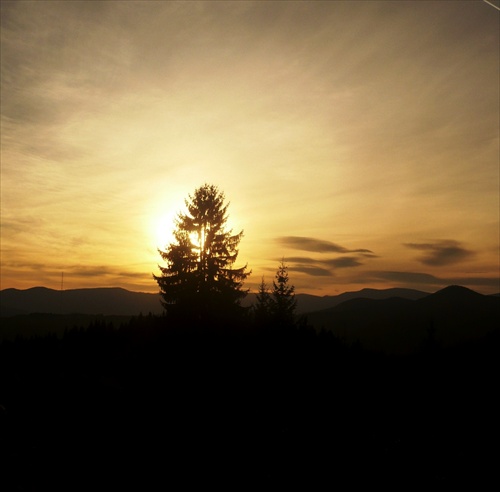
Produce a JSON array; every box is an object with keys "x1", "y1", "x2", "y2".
[
  {"x1": 151, "y1": 212, "x2": 177, "y2": 251},
  {"x1": 189, "y1": 231, "x2": 200, "y2": 253}
]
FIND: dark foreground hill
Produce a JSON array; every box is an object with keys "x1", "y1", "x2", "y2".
[
  {"x1": 0, "y1": 311, "x2": 498, "y2": 489},
  {"x1": 306, "y1": 285, "x2": 500, "y2": 354}
]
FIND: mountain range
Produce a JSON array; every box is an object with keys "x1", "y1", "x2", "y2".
[
  {"x1": 0, "y1": 285, "x2": 428, "y2": 317},
  {"x1": 1, "y1": 285, "x2": 498, "y2": 354},
  {"x1": 306, "y1": 285, "x2": 499, "y2": 353}
]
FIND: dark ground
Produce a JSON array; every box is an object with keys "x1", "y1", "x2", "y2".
[{"x1": 1, "y1": 315, "x2": 498, "y2": 490}]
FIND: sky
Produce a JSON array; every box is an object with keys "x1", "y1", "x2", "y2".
[{"x1": 1, "y1": 0, "x2": 499, "y2": 296}]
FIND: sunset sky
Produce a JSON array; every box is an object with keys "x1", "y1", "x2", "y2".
[{"x1": 1, "y1": 0, "x2": 499, "y2": 296}]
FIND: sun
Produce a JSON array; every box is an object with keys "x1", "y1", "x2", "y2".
[{"x1": 149, "y1": 210, "x2": 177, "y2": 251}]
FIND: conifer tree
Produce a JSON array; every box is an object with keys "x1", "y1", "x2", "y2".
[
  {"x1": 271, "y1": 259, "x2": 297, "y2": 327},
  {"x1": 153, "y1": 184, "x2": 250, "y2": 321},
  {"x1": 253, "y1": 276, "x2": 272, "y2": 325}
]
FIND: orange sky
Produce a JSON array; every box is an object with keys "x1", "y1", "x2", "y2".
[{"x1": 1, "y1": 1, "x2": 499, "y2": 295}]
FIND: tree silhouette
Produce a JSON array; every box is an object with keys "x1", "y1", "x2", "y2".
[
  {"x1": 271, "y1": 259, "x2": 297, "y2": 327},
  {"x1": 253, "y1": 276, "x2": 272, "y2": 326},
  {"x1": 153, "y1": 184, "x2": 250, "y2": 322}
]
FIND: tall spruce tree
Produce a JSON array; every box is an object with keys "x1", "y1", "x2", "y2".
[{"x1": 153, "y1": 184, "x2": 250, "y2": 322}]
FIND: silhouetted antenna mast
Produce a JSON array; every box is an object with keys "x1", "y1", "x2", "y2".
[
  {"x1": 483, "y1": 0, "x2": 500, "y2": 11},
  {"x1": 59, "y1": 272, "x2": 65, "y2": 315}
]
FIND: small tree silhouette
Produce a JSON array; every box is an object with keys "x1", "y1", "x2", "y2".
[
  {"x1": 253, "y1": 276, "x2": 272, "y2": 326},
  {"x1": 270, "y1": 259, "x2": 297, "y2": 327}
]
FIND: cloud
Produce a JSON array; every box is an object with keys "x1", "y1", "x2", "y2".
[
  {"x1": 0, "y1": 216, "x2": 47, "y2": 235},
  {"x1": 404, "y1": 240, "x2": 475, "y2": 266},
  {"x1": 285, "y1": 256, "x2": 320, "y2": 265},
  {"x1": 0, "y1": 260, "x2": 145, "y2": 281},
  {"x1": 371, "y1": 271, "x2": 444, "y2": 285},
  {"x1": 458, "y1": 277, "x2": 500, "y2": 289},
  {"x1": 273, "y1": 239, "x2": 375, "y2": 277},
  {"x1": 277, "y1": 236, "x2": 373, "y2": 255},
  {"x1": 368, "y1": 270, "x2": 499, "y2": 290},
  {"x1": 63, "y1": 265, "x2": 148, "y2": 280},
  {"x1": 282, "y1": 256, "x2": 334, "y2": 277},
  {"x1": 280, "y1": 255, "x2": 365, "y2": 277},
  {"x1": 325, "y1": 257, "x2": 363, "y2": 268},
  {"x1": 64, "y1": 265, "x2": 122, "y2": 278},
  {"x1": 291, "y1": 265, "x2": 333, "y2": 277}
]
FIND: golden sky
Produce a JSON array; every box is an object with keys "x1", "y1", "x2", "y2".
[{"x1": 1, "y1": 1, "x2": 499, "y2": 295}]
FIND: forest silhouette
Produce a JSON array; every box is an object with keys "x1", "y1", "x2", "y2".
[{"x1": 0, "y1": 185, "x2": 499, "y2": 489}]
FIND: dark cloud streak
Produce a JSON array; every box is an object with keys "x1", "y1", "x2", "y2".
[
  {"x1": 368, "y1": 270, "x2": 499, "y2": 290},
  {"x1": 274, "y1": 237, "x2": 378, "y2": 277},
  {"x1": 291, "y1": 265, "x2": 333, "y2": 277},
  {"x1": 405, "y1": 240, "x2": 474, "y2": 266},
  {"x1": 279, "y1": 254, "x2": 365, "y2": 277},
  {"x1": 1, "y1": 261, "x2": 146, "y2": 280},
  {"x1": 277, "y1": 236, "x2": 373, "y2": 255},
  {"x1": 325, "y1": 257, "x2": 363, "y2": 268}
]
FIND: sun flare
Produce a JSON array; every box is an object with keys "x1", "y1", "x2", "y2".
[{"x1": 151, "y1": 213, "x2": 176, "y2": 251}]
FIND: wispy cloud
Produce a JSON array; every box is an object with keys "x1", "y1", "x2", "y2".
[
  {"x1": 1, "y1": 261, "x2": 146, "y2": 280},
  {"x1": 275, "y1": 237, "x2": 374, "y2": 276},
  {"x1": 368, "y1": 270, "x2": 499, "y2": 290},
  {"x1": 371, "y1": 271, "x2": 444, "y2": 285},
  {"x1": 291, "y1": 265, "x2": 333, "y2": 277},
  {"x1": 325, "y1": 257, "x2": 364, "y2": 268},
  {"x1": 278, "y1": 254, "x2": 367, "y2": 277},
  {"x1": 277, "y1": 236, "x2": 373, "y2": 255},
  {"x1": 404, "y1": 240, "x2": 475, "y2": 266}
]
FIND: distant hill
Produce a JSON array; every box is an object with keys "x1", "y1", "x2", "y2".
[
  {"x1": 306, "y1": 285, "x2": 500, "y2": 354},
  {"x1": 242, "y1": 287, "x2": 428, "y2": 314},
  {"x1": 297, "y1": 287, "x2": 428, "y2": 313},
  {"x1": 0, "y1": 287, "x2": 163, "y2": 317}
]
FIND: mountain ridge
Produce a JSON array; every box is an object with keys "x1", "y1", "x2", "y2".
[
  {"x1": 306, "y1": 285, "x2": 499, "y2": 354},
  {"x1": 1, "y1": 284, "x2": 498, "y2": 354},
  {"x1": 0, "y1": 286, "x2": 163, "y2": 317},
  {"x1": 1, "y1": 285, "x2": 429, "y2": 317}
]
